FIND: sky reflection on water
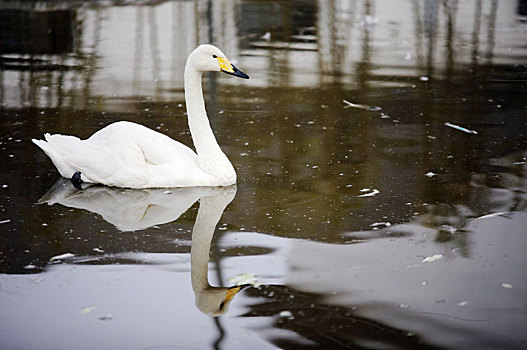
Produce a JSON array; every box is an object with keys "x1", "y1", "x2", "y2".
[{"x1": 1, "y1": 1, "x2": 527, "y2": 349}]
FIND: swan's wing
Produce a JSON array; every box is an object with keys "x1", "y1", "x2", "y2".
[
  {"x1": 44, "y1": 133, "x2": 150, "y2": 188},
  {"x1": 90, "y1": 121, "x2": 198, "y2": 166}
]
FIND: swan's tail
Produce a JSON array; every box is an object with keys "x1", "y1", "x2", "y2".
[{"x1": 32, "y1": 134, "x2": 78, "y2": 178}]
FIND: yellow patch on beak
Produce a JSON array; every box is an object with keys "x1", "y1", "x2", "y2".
[{"x1": 217, "y1": 57, "x2": 234, "y2": 73}]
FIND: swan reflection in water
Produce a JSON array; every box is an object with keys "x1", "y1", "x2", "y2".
[{"x1": 40, "y1": 179, "x2": 250, "y2": 316}]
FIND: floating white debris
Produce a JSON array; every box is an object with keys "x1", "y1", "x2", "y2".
[
  {"x1": 80, "y1": 306, "x2": 95, "y2": 314},
  {"x1": 399, "y1": 304, "x2": 409, "y2": 309},
  {"x1": 457, "y1": 301, "x2": 468, "y2": 306},
  {"x1": 444, "y1": 122, "x2": 478, "y2": 135},
  {"x1": 93, "y1": 248, "x2": 105, "y2": 253},
  {"x1": 279, "y1": 310, "x2": 293, "y2": 318},
  {"x1": 343, "y1": 99, "x2": 382, "y2": 111},
  {"x1": 49, "y1": 253, "x2": 75, "y2": 261},
  {"x1": 261, "y1": 32, "x2": 271, "y2": 41},
  {"x1": 357, "y1": 189, "x2": 380, "y2": 197},
  {"x1": 371, "y1": 222, "x2": 391, "y2": 228},
  {"x1": 228, "y1": 272, "x2": 260, "y2": 287},
  {"x1": 501, "y1": 283, "x2": 512, "y2": 289},
  {"x1": 474, "y1": 212, "x2": 510, "y2": 221},
  {"x1": 2, "y1": 184, "x2": 8, "y2": 188},
  {"x1": 419, "y1": 76, "x2": 429, "y2": 81},
  {"x1": 0, "y1": 219, "x2": 11, "y2": 224},
  {"x1": 422, "y1": 254, "x2": 443, "y2": 263},
  {"x1": 24, "y1": 264, "x2": 37, "y2": 269},
  {"x1": 425, "y1": 172, "x2": 437, "y2": 178}
]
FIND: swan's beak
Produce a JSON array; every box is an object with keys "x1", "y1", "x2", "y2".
[{"x1": 217, "y1": 57, "x2": 249, "y2": 79}]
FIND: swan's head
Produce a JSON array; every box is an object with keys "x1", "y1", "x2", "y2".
[{"x1": 188, "y1": 44, "x2": 249, "y2": 79}]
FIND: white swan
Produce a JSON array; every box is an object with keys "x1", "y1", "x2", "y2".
[{"x1": 32, "y1": 44, "x2": 249, "y2": 188}]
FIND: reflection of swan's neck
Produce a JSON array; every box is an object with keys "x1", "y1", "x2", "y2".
[
  {"x1": 190, "y1": 188, "x2": 236, "y2": 316},
  {"x1": 184, "y1": 64, "x2": 227, "y2": 171},
  {"x1": 190, "y1": 196, "x2": 226, "y2": 292}
]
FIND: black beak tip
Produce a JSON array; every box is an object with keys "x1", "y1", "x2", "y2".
[{"x1": 224, "y1": 64, "x2": 249, "y2": 79}]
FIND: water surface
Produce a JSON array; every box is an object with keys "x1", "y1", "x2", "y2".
[{"x1": 1, "y1": 1, "x2": 527, "y2": 349}]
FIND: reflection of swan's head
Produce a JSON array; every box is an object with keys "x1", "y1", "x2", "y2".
[
  {"x1": 188, "y1": 44, "x2": 249, "y2": 79},
  {"x1": 195, "y1": 284, "x2": 249, "y2": 317}
]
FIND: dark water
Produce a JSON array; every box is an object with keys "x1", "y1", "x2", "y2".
[{"x1": 1, "y1": 1, "x2": 527, "y2": 349}]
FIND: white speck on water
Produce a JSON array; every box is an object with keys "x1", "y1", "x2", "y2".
[
  {"x1": 2, "y1": 184, "x2": 8, "y2": 188},
  {"x1": 358, "y1": 189, "x2": 380, "y2": 197},
  {"x1": 24, "y1": 264, "x2": 37, "y2": 269},
  {"x1": 425, "y1": 172, "x2": 437, "y2": 177},
  {"x1": 0, "y1": 219, "x2": 11, "y2": 224},
  {"x1": 399, "y1": 304, "x2": 409, "y2": 309},
  {"x1": 80, "y1": 306, "x2": 95, "y2": 314},
  {"x1": 457, "y1": 301, "x2": 469, "y2": 306},
  {"x1": 501, "y1": 283, "x2": 512, "y2": 289},
  {"x1": 371, "y1": 222, "x2": 391, "y2": 228},
  {"x1": 422, "y1": 254, "x2": 443, "y2": 263},
  {"x1": 93, "y1": 248, "x2": 105, "y2": 253},
  {"x1": 445, "y1": 122, "x2": 478, "y2": 135},
  {"x1": 419, "y1": 76, "x2": 429, "y2": 81},
  {"x1": 279, "y1": 310, "x2": 293, "y2": 318},
  {"x1": 474, "y1": 212, "x2": 509, "y2": 221},
  {"x1": 228, "y1": 272, "x2": 260, "y2": 287},
  {"x1": 49, "y1": 253, "x2": 75, "y2": 261}
]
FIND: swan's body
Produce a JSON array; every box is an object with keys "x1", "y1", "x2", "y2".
[{"x1": 32, "y1": 44, "x2": 248, "y2": 188}]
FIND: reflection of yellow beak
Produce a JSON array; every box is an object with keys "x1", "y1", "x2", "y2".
[
  {"x1": 217, "y1": 57, "x2": 234, "y2": 74},
  {"x1": 224, "y1": 286, "x2": 241, "y2": 303}
]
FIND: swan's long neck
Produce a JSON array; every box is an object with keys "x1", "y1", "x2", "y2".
[{"x1": 184, "y1": 65, "x2": 230, "y2": 173}]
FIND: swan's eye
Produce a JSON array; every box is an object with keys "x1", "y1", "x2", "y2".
[{"x1": 212, "y1": 55, "x2": 217, "y2": 58}]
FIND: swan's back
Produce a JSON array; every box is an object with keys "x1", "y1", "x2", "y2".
[
  {"x1": 33, "y1": 121, "x2": 200, "y2": 188},
  {"x1": 90, "y1": 121, "x2": 198, "y2": 165}
]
